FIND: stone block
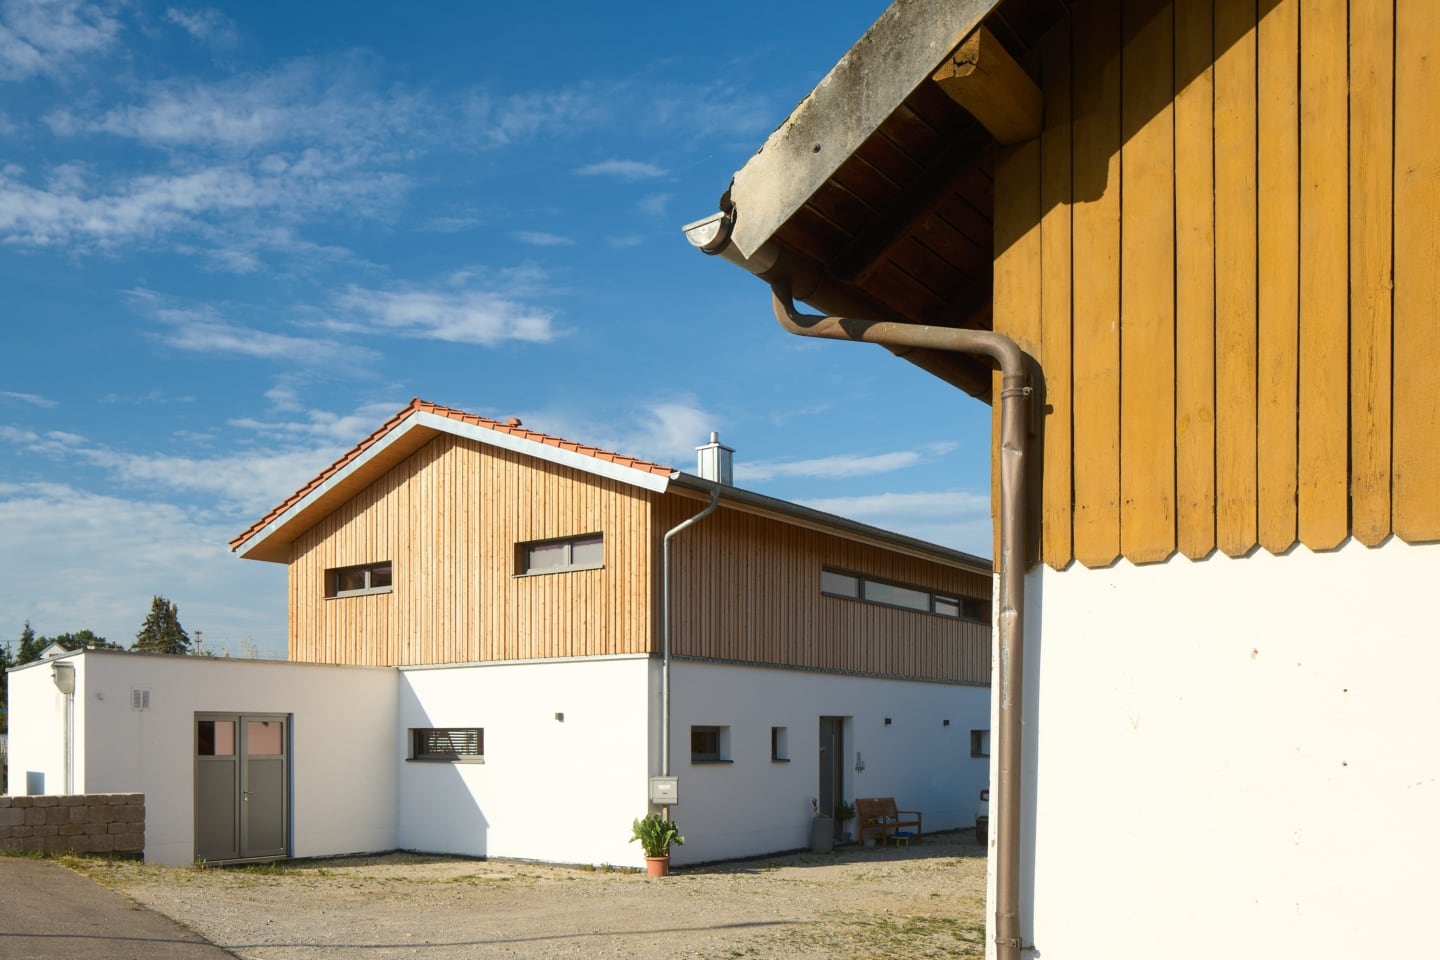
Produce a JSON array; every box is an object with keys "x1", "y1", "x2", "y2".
[
  {"x1": 89, "y1": 833, "x2": 115, "y2": 853},
  {"x1": 24, "y1": 808, "x2": 44, "y2": 826},
  {"x1": 35, "y1": 825, "x2": 58, "y2": 838},
  {"x1": 59, "y1": 823, "x2": 86, "y2": 837},
  {"x1": 117, "y1": 805, "x2": 144, "y2": 823},
  {"x1": 109, "y1": 822, "x2": 127, "y2": 834},
  {"x1": 59, "y1": 795, "x2": 83, "y2": 807},
  {"x1": 0, "y1": 808, "x2": 24, "y2": 827},
  {"x1": 69, "y1": 806, "x2": 89, "y2": 823},
  {"x1": 10, "y1": 825, "x2": 32, "y2": 839},
  {"x1": 0, "y1": 797, "x2": 11, "y2": 808},
  {"x1": 44, "y1": 807, "x2": 68, "y2": 826},
  {"x1": 32, "y1": 796, "x2": 57, "y2": 808},
  {"x1": 114, "y1": 832, "x2": 143, "y2": 852},
  {"x1": 10, "y1": 796, "x2": 32, "y2": 808}
]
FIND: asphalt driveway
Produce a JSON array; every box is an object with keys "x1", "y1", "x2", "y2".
[{"x1": 0, "y1": 857, "x2": 233, "y2": 960}]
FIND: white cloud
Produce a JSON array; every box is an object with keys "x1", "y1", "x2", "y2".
[
  {"x1": 0, "y1": 389, "x2": 56, "y2": 407},
  {"x1": 519, "y1": 399, "x2": 717, "y2": 468},
  {"x1": 637, "y1": 192, "x2": 671, "y2": 217},
  {"x1": 514, "y1": 230, "x2": 575, "y2": 247},
  {"x1": 796, "y1": 489, "x2": 993, "y2": 557},
  {"x1": 127, "y1": 291, "x2": 375, "y2": 367},
  {"x1": 164, "y1": 5, "x2": 236, "y2": 45},
  {"x1": 0, "y1": 0, "x2": 121, "y2": 81},
  {"x1": 574, "y1": 159, "x2": 666, "y2": 180},
  {"x1": 330, "y1": 279, "x2": 559, "y2": 346},
  {"x1": 228, "y1": 399, "x2": 403, "y2": 446},
  {"x1": 738, "y1": 450, "x2": 927, "y2": 482},
  {"x1": 0, "y1": 482, "x2": 287, "y2": 658},
  {"x1": 605, "y1": 234, "x2": 645, "y2": 248}
]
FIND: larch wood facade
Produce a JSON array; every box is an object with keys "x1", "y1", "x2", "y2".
[
  {"x1": 251, "y1": 409, "x2": 989, "y2": 685},
  {"x1": 994, "y1": 0, "x2": 1440, "y2": 570}
]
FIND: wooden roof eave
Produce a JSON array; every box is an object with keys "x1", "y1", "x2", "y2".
[{"x1": 725, "y1": 0, "x2": 1006, "y2": 261}]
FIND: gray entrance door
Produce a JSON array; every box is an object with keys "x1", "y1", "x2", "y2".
[
  {"x1": 195, "y1": 714, "x2": 290, "y2": 863},
  {"x1": 818, "y1": 716, "x2": 845, "y2": 832}
]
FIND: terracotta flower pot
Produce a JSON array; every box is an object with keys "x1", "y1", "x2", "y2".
[{"x1": 645, "y1": 855, "x2": 671, "y2": 877}]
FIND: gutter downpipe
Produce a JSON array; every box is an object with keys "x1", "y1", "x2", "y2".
[
  {"x1": 769, "y1": 283, "x2": 1029, "y2": 960},
  {"x1": 659, "y1": 486, "x2": 721, "y2": 814}
]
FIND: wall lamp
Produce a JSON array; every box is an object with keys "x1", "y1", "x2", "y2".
[{"x1": 51, "y1": 661, "x2": 75, "y2": 695}]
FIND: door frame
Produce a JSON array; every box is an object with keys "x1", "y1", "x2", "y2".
[{"x1": 194, "y1": 712, "x2": 292, "y2": 864}]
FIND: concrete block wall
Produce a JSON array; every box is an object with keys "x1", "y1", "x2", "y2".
[{"x1": 0, "y1": 794, "x2": 144, "y2": 857}]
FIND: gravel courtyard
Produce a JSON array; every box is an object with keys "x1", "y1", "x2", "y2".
[{"x1": 73, "y1": 830, "x2": 989, "y2": 960}]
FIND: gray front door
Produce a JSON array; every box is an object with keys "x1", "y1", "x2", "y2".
[
  {"x1": 819, "y1": 716, "x2": 844, "y2": 832},
  {"x1": 195, "y1": 713, "x2": 290, "y2": 863}
]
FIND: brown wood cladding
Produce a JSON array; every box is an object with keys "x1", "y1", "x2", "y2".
[
  {"x1": 657, "y1": 496, "x2": 990, "y2": 685},
  {"x1": 992, "y1": 0, "x2": 1440, "y2": 569},
  {"x1": 288, "y1": 433, "x2": 654, "y2": 666},
  {"x1": 286, "y1": 434, "x2": 989, "y2": 683}
]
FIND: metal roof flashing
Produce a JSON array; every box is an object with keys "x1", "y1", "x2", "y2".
[{"x1": 726, "y1": 0, "x2": 1002, "y2": 258}]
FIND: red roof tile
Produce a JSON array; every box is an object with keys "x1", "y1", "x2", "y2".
[{"x1": 230, "y1": 398, "x2": 675, "y2": 553}]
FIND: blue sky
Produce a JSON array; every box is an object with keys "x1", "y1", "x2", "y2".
[{"x1": 0, "y1": 0, "x2": 993, "y2": 659}]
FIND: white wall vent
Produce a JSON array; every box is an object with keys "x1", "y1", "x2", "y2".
[{"x1": 130, "y1": 688, "x2": 151, "y2": 711}]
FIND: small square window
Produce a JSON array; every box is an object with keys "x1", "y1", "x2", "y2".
[
  {"x1": 971, "y1": 729, "x2": 991, "y2": 759},
  {"x1": 691, "y1": 725, "x2": 730, "y2": 763},
  {"x1": 411, "y1": 727, "x2": 484, "y2": 762},
  {"x1": 771, "y1": 726, "x2": 789, "y2": 762}
]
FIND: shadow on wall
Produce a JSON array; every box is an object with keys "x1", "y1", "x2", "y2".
[{"x1": 397, "y1": 682, "x2": 488, "y2": 857}]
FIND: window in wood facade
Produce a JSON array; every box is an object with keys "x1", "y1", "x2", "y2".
[
  {"x1": 517, "y1": 533, "x2": 604, "y2": 575},
  {"x1": 326, "y1": 561, "x2": 392, "y2": 598},
  {"x1": 691, "y1": 725, "x2": 730, "y2": 763},
  {"x1": 410, "y1": 727, "x2": 483, "y2": 762},
  {"x1": 821, "y1": 568, "x2": 983, "y2": 621}
]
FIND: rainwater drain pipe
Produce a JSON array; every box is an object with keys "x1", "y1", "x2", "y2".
[
  {"x1": 770, "y1": 283, "x2": 1031, "y2": 960},
  {"x1": 659, "y1": 486, "x2": 721, "y2": 814}
]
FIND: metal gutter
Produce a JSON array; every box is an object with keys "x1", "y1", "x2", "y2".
[{"x1": 766, "y1": 281, "x2": 1031, "y2": 960}]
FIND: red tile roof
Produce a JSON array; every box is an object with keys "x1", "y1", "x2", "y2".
[{"x1": 230, "y1": 398, "x2": 674, "y2": 553}]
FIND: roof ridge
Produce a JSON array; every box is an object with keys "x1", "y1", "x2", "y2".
[{"x1": 230, "y1": 399, "x2": 675, "y2": 553}]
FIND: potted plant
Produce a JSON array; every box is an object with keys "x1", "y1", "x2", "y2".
[
  {"x1": 630, "y1": 813, "x2": 684, "y2": 877},
  {"x1": 834, "y1": 800, "x2": 857, "y2": 843}
]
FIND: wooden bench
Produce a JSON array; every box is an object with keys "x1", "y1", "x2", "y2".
[{"x1": 855, "y1": 797, "x2": 922, "y2": 845}]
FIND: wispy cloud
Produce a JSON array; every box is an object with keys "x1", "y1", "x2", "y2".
[
  {"x1": 574, "y1": 159, "x2": 666, "y2": 180},
  {"x1": 0, "y1": 389, "x2": 56, "y2": 407},
  {"x1": 797, "y1": 489, "x2": 992, "y2": 556},
  {"x1": 738, "y1": 450, "x2": 930, "y2": 482},
  {"x1": 164, "y1": 5, "x2": 236, "y2": 45},
  {"x1": 520, "y1": 398, "x2": 718, "y2": 468},
  {"x1": 514, "y1": 230, "x2": 575, "y2": 247},
  {"x1": 0, "y1": 0, "x2": 122, "y2": 81},
  {"x1": 327, "y1": 274, "x2": 560, "y2": 346},
  {"x1": 127, "y1": 290, "x2": 375, "y2": 367},
  {"x1": 637, "y1": 192, "x2": 671, "y2": 217}
]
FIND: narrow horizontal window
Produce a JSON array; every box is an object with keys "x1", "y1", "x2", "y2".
[
  {"x1": 518, "y1": 534, "x2": 604, "y2": 575},
  {"x1": 821, "y1": 567, "x2": 985, "y2": 621},
  {"x1": 326, "y1": 562, "x2": 393, "y2": 598},
  {"x1": 411, "y1": 727, "x2": 484, "y2": 762}
]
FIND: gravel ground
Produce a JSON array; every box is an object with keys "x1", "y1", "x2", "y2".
[{"x1": 72, "y1": 830, "x2": 989, "y2": 960}]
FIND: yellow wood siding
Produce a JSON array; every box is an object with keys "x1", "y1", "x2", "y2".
[
  {"x1": 659, "y1": 495, "x2": 991, "y2": 685},
  {"x1": 996, "y1": 0, "x2": 1440, "y2": 568},
  {"x1": 287, "y1": 434, "x2": 654, "y2": 666}
]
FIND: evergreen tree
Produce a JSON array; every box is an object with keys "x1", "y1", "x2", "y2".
[
  {"x1": 45, "y1": 630, "x2": 119, "y2": 651},
  {"x1": 133, "y1": 596, "x2": 191, "y2": 655},
  {"x1": 0, "y1": 638, "x2": 12, "y2": 732},
  {"x1": 16, "y1": 620, "x2": 42, "y2": 665}
]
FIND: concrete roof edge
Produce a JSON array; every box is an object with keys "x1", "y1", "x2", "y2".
[{"x1": 727, "y1": 0, "x2": 1002, "y2": 258}]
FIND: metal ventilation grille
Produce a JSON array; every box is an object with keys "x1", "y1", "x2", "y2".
[
  {"x1": 413, "y1": 727, "x2": 482, "y2": 759},
  {"x1": 130, "y1": 688, "x2": 150, "y2": 710}
]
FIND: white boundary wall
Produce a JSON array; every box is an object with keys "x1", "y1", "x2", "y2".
[
  {"x1": 670, "y1": 660, "x2": 990, "y2": 864},
  {"x1": 397, "y1": 656, "x2": 653, "y2": 867},
  {"x1": 990, "y1": 538, "x2": 1440, "y2": 960},
  {"x1": 7, "y1": 653, "x2": 398, "y2": 866}
]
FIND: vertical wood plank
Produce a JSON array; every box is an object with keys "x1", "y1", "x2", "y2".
[
  {"x1": 1349, "y1": 0, "x2": 1394, "y2": 546},
  {"x1": 1297, "y1": 0, "x2": 1350, "y2": 550},
  {"x1": 1070, "y1": 0, "x2": 1124, "y2": 568},
  {"x1": 1174, "y1": 0, "x2": 1217, "y2": 561},
  {"x1": 1039, "y1": 18, "x2": 1074, "y2": 570},
  {"x1": 994, "y1": 132, "x2": 1043, "y2": 566},
  {"x1": 1255, "y1": 0, "x2": 1300, "y2": 554},
  {"x1": 1120, "y1": 0, "x2": 1177, "y2": 564},
  {"x1": 1213, "y1": 0, "x2": 1259, "y2": 557}
]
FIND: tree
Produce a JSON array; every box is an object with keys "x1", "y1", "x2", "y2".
[
  {"x1": 44, "y1": 630, "x2": 120, "y2": 652},
  {"x1": 0, "y1": 636, "x2": 12, "y2": 732},
  {"x1": 16, "y1": 620, "x2": 42, "y2": 665},
  {"x1": 133, "y1": 596, "x2": 191, "y2": 655}
]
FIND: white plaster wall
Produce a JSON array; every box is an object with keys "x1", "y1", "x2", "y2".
[
  {"x1": 6, "y1": 658, "x2": 72, "y2": 797},
  {"x1": 11, "y1": 652, "x2": 399, "y2": 866},
  {"x1": 669, "y1": 661, "x2": 990, "y2": 865},
  {"x1": 397, "y1": 656, "x2": 652, "y2": 867},
  {"x1": 993, "y1": 538, "x2": 1440, "y2": 960}
]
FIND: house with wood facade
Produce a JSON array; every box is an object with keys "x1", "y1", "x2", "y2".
[
  {"x1": 686, "y1": 1, "x2": 1439, "y2": 958},
  {"x1": 7, "y1": 398, "x2": 992, "y2": 867}
]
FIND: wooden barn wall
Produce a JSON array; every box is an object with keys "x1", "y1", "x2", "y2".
[
  {"x1": 992, "y1": 0, "x2": 1440, "y2": 570},
  {"x1": 287, "y1": 434, "x2": 655, "y2": 666},
  {"x1": 656, "y1": 496, "x2": 992, "y2": 685}
]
